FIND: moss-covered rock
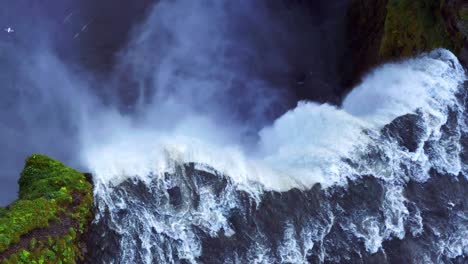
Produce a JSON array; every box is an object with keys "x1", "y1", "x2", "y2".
[
  {"x1": 0, "y1": 154, "x2": 93, "y2": 264},
  {"x1": 345, "y1": 0, "x2": 467, "y2": 86},
  {"x1": 382, "y1": 0, "x2": 467, "y2": 60},
  {"x1": 379, "y1": 0, "x2": 456, "y2": 58}
]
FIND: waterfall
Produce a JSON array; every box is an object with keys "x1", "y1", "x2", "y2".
[{"x1": 83, "y1": 50, "x2": 467, "y2": 263}]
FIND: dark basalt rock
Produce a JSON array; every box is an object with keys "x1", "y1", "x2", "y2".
[
  {"x1": 86, "y1": 161, "x2": 467, "y2": 263},
  {"x1": 383, "y1": 173, "x2": 468, "y2": 264},
  {"x1": 167, "y1": 186, "x2": 183, "y2": 207},
  {"x1": 382, "y1": 113, "x2": 425, "y2": 152}
]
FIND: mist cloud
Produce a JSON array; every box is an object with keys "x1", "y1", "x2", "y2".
[{"x1": 0, "y1": 0, "x2": 349, "y2": 205}]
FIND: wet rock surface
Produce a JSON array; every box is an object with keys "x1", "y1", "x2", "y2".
[
  {"x1": 86, "y1": 166, "x2": 467, "y2": 263},
  {"x1": 382, "y1": 113, "x2": 426, "y2": 152},
  {"x1": 85, "y1": 79, "x2": 468, "y2": 263}
]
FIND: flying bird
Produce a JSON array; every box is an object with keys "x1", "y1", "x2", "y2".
[
  {"x1": 73, "y1": 20, "x2": 93, "y2": 39},
  {"x1": 4, "y1": 27, "x2": 14, "y2": 33}
]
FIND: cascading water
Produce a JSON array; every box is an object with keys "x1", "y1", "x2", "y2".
[
  {"x1": 82, "y1": 49, "x2": 467, "y2": 263},
  {"x1": 1, "y1": 1, "x2": 466, "y2": 263}
]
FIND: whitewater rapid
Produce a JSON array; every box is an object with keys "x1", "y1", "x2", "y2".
[
  {"x1": 83, "y1": 49, "x2": 465, "y2": 192},
  {"x1": 81, "y1": 49, "x2": 467, "y2": 263}
]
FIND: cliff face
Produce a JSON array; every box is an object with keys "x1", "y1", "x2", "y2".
[
  {"x1": 0, "y1": 155, "x2": 93, "y2": 264},
  {"x1": 342, "y1": 0, "x2": 389, "y2": 88},
  {"x1": 380, "y1": 0, "x2": 458, "y2": 58},
  {"x1": 344, "y1": 0, "x2": 468, "y2": 88}
]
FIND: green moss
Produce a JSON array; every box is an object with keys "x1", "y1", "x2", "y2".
[
  {"x1": 2, "y1": 229, "x2": 79, "y2": 264},
  {"x1": 19, "y1": 155, "x2": 91, "y2": 201},
  {"x1": 380, "y1": 0, "x2": 454, "y2": 58},
  {"x1": 0, "y1": 154, "x2": 93, "y2": 263},
  {"x1": 0, "y1": 198, "x2": 59, "y2": 252},
  {"x1": 0, "y1": 208, "x2": 5, "y2": 218}
]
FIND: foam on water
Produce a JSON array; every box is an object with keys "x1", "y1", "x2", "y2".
[
  {"x1": 83, "y1": 49, "x2": 465, "y2": 193},
  {"x1": 83, "y1": 50, "x2": 466, "y2": 262},
  {"x1": 343, "y1": 50, "x2": 464, "y2": 127}
]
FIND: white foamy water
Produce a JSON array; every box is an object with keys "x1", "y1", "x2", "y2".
[
  {"x1": 344, "y1": 50, "x2": 463, "y2": 127},
  {"x1": 83, "y1": 50, "x2": 467, "y2": 263},
  {"x1": 82, "y1": 49, "x2": 466, "y2": 193}
]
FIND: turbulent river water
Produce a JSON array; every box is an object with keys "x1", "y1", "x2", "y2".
[{"x1": 82, "y1": 50, "x2": 467, "y2": 263}]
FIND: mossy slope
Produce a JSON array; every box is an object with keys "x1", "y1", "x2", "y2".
[
  {"x1": 345, "y1": 0, "x2": 467, "y2": 87},
  {"x1": 0, "y1": 155, "x2": 93, "y2": 264},
  {"x1": 381, "y1": 0, "x2": 468, "y2": 60}
]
